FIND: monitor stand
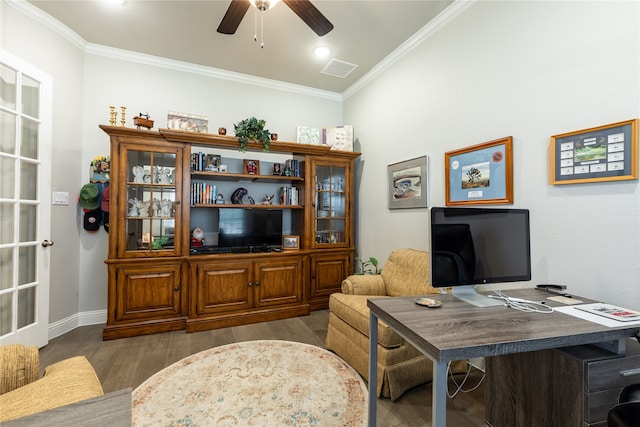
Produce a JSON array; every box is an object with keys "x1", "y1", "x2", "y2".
[{"x1": 452, "y1": 285, "x2": 503, "y2": 308}]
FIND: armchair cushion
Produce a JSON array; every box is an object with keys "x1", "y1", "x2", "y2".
[
  {"x1": 0, "y1": 344, "x2": 39, "y2": 394},
  {"x1": 329, "y1": 293, "x2": 404, "y2": 348},
  {"x1": 381, "y1": 248, "x2": 439, "y2": 296},
  {"x1": 0, "y1": 354, "x2": 104, "y2": 422}
]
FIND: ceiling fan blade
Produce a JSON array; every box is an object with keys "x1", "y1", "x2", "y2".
[
  {"x1": 217, "y1": 0, "x2": 251, "y2": 34},
  {"x1": 283, "y1": 0, "x2": 334, "y2": 36}
]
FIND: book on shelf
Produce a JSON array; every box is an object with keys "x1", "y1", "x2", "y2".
[{"x1": 191, "y1": 182, "x2": 216, "y2": 205}]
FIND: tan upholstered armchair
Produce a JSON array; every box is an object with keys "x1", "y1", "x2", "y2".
[
  {"x1": 0, "y1": 344, "x2": 104, "y2": 422},
  {"x1": 325, "y1": 248, "x2": 466, "y2": 401}
]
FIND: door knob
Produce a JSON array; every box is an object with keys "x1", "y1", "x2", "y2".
[{"x1": 41, "y1": 240, "x2": 54, "y2": 247}]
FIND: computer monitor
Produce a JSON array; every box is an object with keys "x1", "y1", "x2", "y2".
[{"x1": 429, "y1": 207, "x2": 531, "y2": 307}]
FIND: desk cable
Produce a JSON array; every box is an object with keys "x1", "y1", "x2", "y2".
[
  {"x1": 447, "y1": 360, "x2": 485, "y2": 399},
  {"x1": 489, "y1": 289, "x2": 555, "y2": 314}
]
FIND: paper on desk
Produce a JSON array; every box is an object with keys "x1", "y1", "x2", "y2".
[{"x1": 554, "y1": 305, "x2": 640, "y2": 327}]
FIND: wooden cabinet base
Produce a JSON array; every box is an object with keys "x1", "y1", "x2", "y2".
[
  {"x1": 186, "y1": 304, "x2": 310, "y2": 333},
  {"x1": 103, "y1": 318, "x2": 187, "y2": 340}
]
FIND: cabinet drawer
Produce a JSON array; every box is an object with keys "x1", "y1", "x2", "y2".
[
  {"x1": 585, "y1": 388, "x2": 625, "y2": 424},
  {"x1": 587, "y1": 352, "x2": 640, "y2": 391}
]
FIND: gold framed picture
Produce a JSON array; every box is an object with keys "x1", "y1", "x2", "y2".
[
  {"x1": 445, "y1": 136, "x2": 513, "y2": 206},
  {"x1": 550, "y1": 119, "x2": 638, "y2": 185},
  {"x1": 282, "y1": 235, "x2": 300, "y2": 250}
]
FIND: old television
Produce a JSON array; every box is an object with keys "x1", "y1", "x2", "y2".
[{"x1": 429, "y1": 207, "x2": 531, "y2": 307}]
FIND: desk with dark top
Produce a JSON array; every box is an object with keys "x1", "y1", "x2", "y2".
[{"x1": 367, "y1": 288, "x2": 640, "y2": 427}]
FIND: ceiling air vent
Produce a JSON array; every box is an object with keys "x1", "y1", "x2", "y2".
[{"x1": 321, "y1": 59, "x2": 358, "y2": 78}]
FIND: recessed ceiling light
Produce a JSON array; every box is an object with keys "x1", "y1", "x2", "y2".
[{"x1": 313, "y1": 46, "x2": 331, "y2": 58}]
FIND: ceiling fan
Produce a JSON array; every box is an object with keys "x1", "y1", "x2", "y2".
[{"x1": 217, "y1": 0, "x2": 334, "y2": 37}]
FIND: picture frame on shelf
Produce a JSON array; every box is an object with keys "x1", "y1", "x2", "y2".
[
  {"x1": 243, "y1": 160, "x2": 260, "y2": 175},
  {"x1": 388, "y1": 155, "x2": 428, "y2": 209},
  {"x1": 550, "y1": 119, "x2": 638, "y2": 185},
  {"x1": 323, "y1": 125, "x2": 354, "y2": 151},
  {"x1": 283, "y1": 235, "x2": 300, "y2": 250},
  {"x1": 445, "y1": 136, "x2": 513, "y2": 206},
  {"x1": 166, "y1": 111, "x2": 208, "y2": 133},
  {"x1": 273, "y1": 163, "x2": 282, "y2": 175}
]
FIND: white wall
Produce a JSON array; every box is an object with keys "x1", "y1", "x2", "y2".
[{"x1": 345, "y1": 1, "x2": 640, "y2": 308}]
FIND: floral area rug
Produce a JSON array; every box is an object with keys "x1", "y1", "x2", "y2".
[{"x1": 132, "y1": 340, "x2": 367, "y2": 426}]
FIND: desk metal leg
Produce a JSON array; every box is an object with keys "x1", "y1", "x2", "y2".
[
  {"x1": 432, "y1": 360, "x2": 447, "y2": 427},
  {"x1": 368, "y1": 312, "x2": 379, "y2": 426}
]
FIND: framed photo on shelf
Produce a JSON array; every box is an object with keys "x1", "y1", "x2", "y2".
[
  {"x1": 387, "y1": 156, "x2": 428, "y2": 209},
  {"x1": 282, "y1": 235, "x2": 300, "y2": 250},
  {"x1": 243, "y1": 160, "x2": 260, "y2": 175},
  {"x1": 166, "y1": 111, "x2": 208, "y2": 133},
  {"x1": 445, "y1": 137, "x2": 513, "y2": 206},
  {"x1": 550, "y1": 119, "x2": 638, "y2": 185}
]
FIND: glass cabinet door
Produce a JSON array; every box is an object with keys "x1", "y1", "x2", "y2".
[
  {"x1": 123, "y1": 147, "x2": 180, "y2": 256},
  {"x1": 314, "y1": 163, "x2": 346, "y2": 247}
]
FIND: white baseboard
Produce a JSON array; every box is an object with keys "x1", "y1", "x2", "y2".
[{"x1": 48, "y1": 309, "x2": 107, "y2": 340}]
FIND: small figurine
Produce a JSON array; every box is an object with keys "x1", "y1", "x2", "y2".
[
  {"x1": 157, "y1": 167, "x2": 173, "y2": 184},
  {"x1": 160, "y1": 199, "x2": 172, "y2": 217},
  {"x1": 262, "y1": 194, "x2": 275, "y2": 205},
  {"x1": 152, "y1": 198, "x2": 161, "y2": 217},
  {"x1": 133, "y1": 113, "x2": 154, "y2": 130},
  {"x1": 128, "y1": 198, "x2": 139, "y2": 217},
  {"x1": 137, "y1": 200, "x2": 149, "y2": 217},
  {"x1": 191, "y1": 227, "x2": 205, "y2": 247},
  {"x1": 132, "y1": 165, "x2": 145, "y2": 183}
]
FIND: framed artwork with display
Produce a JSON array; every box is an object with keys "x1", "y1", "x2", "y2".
[
  {"x1": 283, "y1": 235, "x2": 299, "y2": 250},
  {"x1": 445, "y1": 136, "x2": 513, "y2": 206},
  {"x1": 550, "y1": 119, "x2": 638, "y2": 185}
]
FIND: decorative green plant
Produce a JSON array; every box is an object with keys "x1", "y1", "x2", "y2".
[
  {"x1": 354, "y1": 256, "x2": 381, "y2": 275},
  {"x1": 152, "y1": 237, "x2": 169, "y2": 250},
  {"x1": 233, "y1": 117, "x2": 271, "y2": 152}
]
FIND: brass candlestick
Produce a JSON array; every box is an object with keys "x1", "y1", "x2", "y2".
[
  {"x1": 120, "y1": 106, "x2": 126, "y2": 127},
  {"x1": 109, "y1": 106, "x2": 117, "y2": 126}
]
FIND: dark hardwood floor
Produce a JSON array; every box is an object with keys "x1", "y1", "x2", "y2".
[{"x1": 39, "y1": 310, "x2": 486, "y2": 426}]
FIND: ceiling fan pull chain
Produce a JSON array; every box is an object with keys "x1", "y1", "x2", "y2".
[
  {"x1": 253, "y1": 8, "x2": 258, "y2": 42},
  {"x1": 260, "y1": 12, "x2": 265, "y2": 48}
]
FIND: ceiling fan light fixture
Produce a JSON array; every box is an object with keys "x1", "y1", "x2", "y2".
[
  {"x1": 313, "y1": 46, "x2": 331, "y2": 58},
  {"x1": 249, "y1": 0, "x2": 281, "y2": 12}
]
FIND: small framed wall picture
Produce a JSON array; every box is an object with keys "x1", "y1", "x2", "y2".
[
  {"x1": 550, "y1": 118, "x2": 638, "y2": 185},
  {"x1": 445, "y1": 136, "x2": 513, "y2": 206},
  {"x1": 282, "y1": 235, "x2": 300, "y2": 250},
  {"x1": 388, "y1": 156, "x2": 428, "y2": 209},
  {"x1": 243, "y1": 160, "x2": 260, "y2": 175}
]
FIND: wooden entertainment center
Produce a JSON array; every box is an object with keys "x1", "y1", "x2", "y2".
[{"x1": 100, "y1": 125, "x2": 360, "y2": 340}]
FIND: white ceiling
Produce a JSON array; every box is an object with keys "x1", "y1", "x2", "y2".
[{"x1": 26, "y1": 0, "x2": 454, "y2": 93}]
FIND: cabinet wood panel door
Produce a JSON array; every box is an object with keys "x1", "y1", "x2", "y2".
[
  {"x1": 191, "y1": 261, "x2": 253, "y2": 315},
  {"x1": 309, "y1": 251, "x2": 351, "y2": 309},
  {"x1": 254, "y1": 258, "x2": 303, "y2": 307},
  {"x1": 113, "y1": 263, "x2": 183, "y2": 321}
]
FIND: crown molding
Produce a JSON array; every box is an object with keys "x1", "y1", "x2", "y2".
[
  {"x1": 343, "y1": 0, "x2": 475, "y2": 100},
  {"x1": 7, "y1": 0, "x2": 343, "y2": 102}
]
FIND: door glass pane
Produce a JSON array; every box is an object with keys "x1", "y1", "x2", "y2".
[
  {"x1": 0, "y1": 202, "x2": 15, "y2": 244},
  {"x1": 0, "y1": 110, "x2": 17, "y2": 154},
  {"x1": 0, "y1": 158, "x2": 15, "y2": 198},
  {"x1": 20, "y1": 161, "x2": 37, "y2": 200},
  {"x1": 21, "y1": 74, "x2": 40, "y2": 119},
  {"x1": 18, "y1": 246, "x2": 36, "y2": 286},
  {"x1": 19, "y1": 204, "x2": 37, "y2": 242},
  {"x1": 0, "y1": 247, "x2": 14, "y2": 291},
  {"x1": 20, "y1": 117, "x2": 39, "y2": 159},
  {"x1": 0, "y1": 294, "x2": 12, "y2": 335},
  {"x1": 17, "y1": 287, "x2": 36, "y2": 328},
  {"x1": 0, "y1": 63, "x2": 17, "y2": 110}
]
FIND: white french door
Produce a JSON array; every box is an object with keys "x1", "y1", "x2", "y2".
[{"x1": 0, "y1": 50, "x2": 52, "y2": 348}]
